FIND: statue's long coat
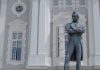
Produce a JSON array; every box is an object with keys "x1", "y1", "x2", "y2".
[{"x1": 65, "y1": 22, "x2": 85, "y2": 61}]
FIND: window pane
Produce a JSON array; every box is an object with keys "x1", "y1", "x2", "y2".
[
  {"x1": 79, "y1": 0, "x2": 85, "y2": 5},
  {"x1": 12, "y1": 47, "x2": 17, "y2": 60},
  {"x1": 16, "y1": 48, "x2": 21, "y2": 60},
  {"x1": 66, "y1": 0, "x2": 72, "y2": 5},
  {"x1": 13, "y1": 33, "x2": 17, "y2": 39},
  {"x1": 13, "y1": 41, "x2": 17, "y2": 47},
  {"x1": 18, "y1": 33, "x2": 22, "y2": 39},
  {"x1": 17, "y1": 41, "x2": 22, "y2": 48},
  {"x1": 53, "y1": 0, "x2": 58, "y2": 5}
]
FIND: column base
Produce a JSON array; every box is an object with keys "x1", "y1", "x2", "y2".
[{"x1": 27, "y1": 54, "x2": 51, "y2": 69}]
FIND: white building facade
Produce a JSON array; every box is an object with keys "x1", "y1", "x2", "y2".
[{"x1": 0, "y1": 0, "x2": 100, "y2": 70}]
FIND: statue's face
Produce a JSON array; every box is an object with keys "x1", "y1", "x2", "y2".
[{"x1": 72, "y1": 13, "x2": 79, "y2": 22}]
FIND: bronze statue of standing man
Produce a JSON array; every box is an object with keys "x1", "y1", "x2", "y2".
[{"x1": 64, "y1": 11, "x2": 85, "y2": 70}]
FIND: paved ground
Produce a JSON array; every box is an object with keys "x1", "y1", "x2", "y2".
[
  {"x1": 28, "y1": 66, "x2": 100, "y2": 70},
  {"x1": 29, "y1": 68, "x2": 100, "y2": 70},
  {"x1": 28, "y1": 69, "x2": 100, "y2": 70}
]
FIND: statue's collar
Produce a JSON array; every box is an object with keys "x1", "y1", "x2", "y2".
[{"x1": 71, "y1": 21, "x2": 79, "y2": 24}]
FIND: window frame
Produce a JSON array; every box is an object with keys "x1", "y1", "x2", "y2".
[{"x1": 11, "y1": 31, "x2": 23, "y2": 61}]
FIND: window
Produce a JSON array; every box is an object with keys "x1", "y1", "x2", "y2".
[
  {"x1": 52, "y1": 0, "x2": 86, "y2": 10},
  {"x1": 12, "y1": 2, "x2": 26, "y2": 17},
  {"x1": 56, "y1": 27, "x2": 59, "y2": 57},
  {"x1": 7, "y1": 19, "x2": 27, "y2": 65},
  {"x1": 16, "y1": 5, "x2": 23, "y2": 13},
  {"x1": 56, "y1": 26, "x2": 65, "y2": 58},
  {"x1": 12, "y1": 32, "x2": 22, "y2": 61}
]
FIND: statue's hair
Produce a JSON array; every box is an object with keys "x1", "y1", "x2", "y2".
[{"x1": 72, "y1": 11, "x2": 79, "y2": 18}]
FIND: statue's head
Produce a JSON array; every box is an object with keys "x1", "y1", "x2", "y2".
[{"x1": 72, "y1": 11, "x2": 79, "y2": 22}]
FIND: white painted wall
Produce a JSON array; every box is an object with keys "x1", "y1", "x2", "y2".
[
  {"x1": 3, "y1": 0, "x2": 30, "y2": 70},
  {"x1": 0, "y1": 0, "x2": 7, "y2": 69}
]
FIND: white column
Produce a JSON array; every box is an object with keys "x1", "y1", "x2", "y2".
[
  {"x1": 27, "y1": 0, "x2": 51, "y2": 68},
  {"x1": 93, "y1": 0, "x2": 100, "y2": 66},
  {"x1": 38, "y1": 0, "x2": 45, "y2": 55},
  {"x1": 87, "y1": 0, "x2": 95, "y2": 66},
  {"x1": 45, "y1": 0, "x2": 51, "y2": 66},
  {"x1": 37, "y1": 0, "x2": 51, "y2": 66},
  {"x1": 27, "y1": 0, "x2": 40, "y2": 67},
  {"x1": 0, "y1": 0, "x2": 7, "y2": 69}
]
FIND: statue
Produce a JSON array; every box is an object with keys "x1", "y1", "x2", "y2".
[{"x1": 64, "y1": 11, "x2": 85, "y2": 70}]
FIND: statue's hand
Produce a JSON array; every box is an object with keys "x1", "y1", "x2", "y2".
[{"x1": 70, "y1": 24, "x2": 77, "y2": 30}]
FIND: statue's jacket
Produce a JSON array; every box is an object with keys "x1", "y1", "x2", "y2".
[{"x1": 65, "y1": 22, "x2": 85, "y2": 61}]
